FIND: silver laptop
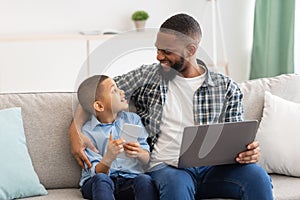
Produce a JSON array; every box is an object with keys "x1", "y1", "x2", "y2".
[{"x1": 178, "y1": 120, "x2": 258, "y2": 168}]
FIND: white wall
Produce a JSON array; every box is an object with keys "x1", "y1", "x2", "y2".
[{"x1": 0, "y1": 0, "x2": 255, "y2": 93}]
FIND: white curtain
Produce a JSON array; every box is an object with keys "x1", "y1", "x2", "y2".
[{"x1": 295, "y1": 0, "x2": 300, "y2": 74}]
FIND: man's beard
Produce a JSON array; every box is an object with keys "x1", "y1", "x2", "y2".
[{"x1": 159, "y1": 57, "x2": 185, "y2": 81}]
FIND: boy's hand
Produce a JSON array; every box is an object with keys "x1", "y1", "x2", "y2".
[
  {"x1": 102, "y1": 133, "x2": 125, "y2": 165},
  {"x1": 124, "y1": 141, "x2": 142, "y2": 158},
  {"x1": 124, "y1": 141, "x2": 150, "y2": 164}
]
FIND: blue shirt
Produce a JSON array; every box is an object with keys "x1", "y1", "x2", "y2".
[{"x1": 79, "y1": 111, "x2": 150, "y2": 187}]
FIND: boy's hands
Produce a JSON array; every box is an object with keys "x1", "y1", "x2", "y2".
[
  {"x1": 102, "y1": 133, "x2": 125, "y2": 166},
  {"x1": 123, "y1": 141, "x2": 142, "y2": 158},
  {"x1": 124, "y1": 141, "x2": 150, "y2": 164}
]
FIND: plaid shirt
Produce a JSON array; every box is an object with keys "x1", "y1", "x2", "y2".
[{"x1": 114, "y1": 62, "x2": 244, "y2": 150}]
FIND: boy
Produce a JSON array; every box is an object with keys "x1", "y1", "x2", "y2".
[{"x1": 77, "y1": 75, "x2": 157, "y2": 200}]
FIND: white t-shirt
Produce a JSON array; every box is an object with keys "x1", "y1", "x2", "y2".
[{"x1": 150, "y1": 71, "x2": 206, "y2": 168}]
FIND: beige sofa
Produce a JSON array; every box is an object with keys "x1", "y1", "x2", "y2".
[{"x1": 0, "y1": 73, "x2": 300, "y2": 200}]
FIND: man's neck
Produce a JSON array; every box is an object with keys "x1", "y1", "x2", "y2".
[{"x1": 179, "y1": 59, "x2": 205, "y2": 78}]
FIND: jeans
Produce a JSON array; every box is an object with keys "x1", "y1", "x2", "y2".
[
  {"x1": 81, "y1": 173, "x2": 158, "y2": 200},
  {"x1": 148, "y1": 164, "x2": 273, "y2": 200}
]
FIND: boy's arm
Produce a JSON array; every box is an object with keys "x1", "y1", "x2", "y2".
[
  {"x1": 95, "y1": 134, "x2": 125, "y2": 174},
  {"x1": 69, "y1": 104, "x2": 98, "y2": 169}
]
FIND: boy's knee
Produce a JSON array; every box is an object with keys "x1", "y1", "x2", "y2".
[
  {"x1": 92, "y1": 173, "x2": 114, "y2": 186},
  {"x1": 134, "y1": 174, "x2": 153, "y2": 184}
]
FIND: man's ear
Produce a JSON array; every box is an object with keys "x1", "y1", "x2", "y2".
[
  {"x1": 94, "y1": 101, "x2": 104, "y2": 112},
  {"x1": 185, "y1": 43, "x2": 197, "y2": 57}
]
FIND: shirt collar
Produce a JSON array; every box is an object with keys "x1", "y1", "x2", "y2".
[
  {"x1": 197, "y1": 59, "x2": 216, "y2": 87},
  {"x1": 89, "y1": 111, "x2": 125, "y2": 130}
]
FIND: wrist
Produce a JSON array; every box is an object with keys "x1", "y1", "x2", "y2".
[{"x1": 101, "y1": 154, "x2": 114, "y2": 167}]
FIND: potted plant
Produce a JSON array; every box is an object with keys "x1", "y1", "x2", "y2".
[{"x1": 131, "y1": 10, "x2": 149, "y2": 31}]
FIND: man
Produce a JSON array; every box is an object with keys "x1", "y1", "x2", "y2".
[{"x1": 69, "y1": 13, "x2": 273, "y2": 199}]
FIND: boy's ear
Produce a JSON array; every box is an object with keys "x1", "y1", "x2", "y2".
[{"x1": 94, "y1": 101, "x2": 104, "y2": 112}]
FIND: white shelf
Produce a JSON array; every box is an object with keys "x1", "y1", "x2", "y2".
[{"x1": 0, "y1": 33, "x2": 115, "y2": 42}]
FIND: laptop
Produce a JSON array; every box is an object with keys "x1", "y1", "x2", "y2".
[{"x1": 178, "y1": 120, "x2": 258, "y2": 168}]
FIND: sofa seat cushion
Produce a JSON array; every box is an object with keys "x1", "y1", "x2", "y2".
[
  {"x1": 271, "y1": 174, "x2": 300, "y2": 200},
  {"x1": 23, "y1": 189, "x2": 84, "y2": 200}
]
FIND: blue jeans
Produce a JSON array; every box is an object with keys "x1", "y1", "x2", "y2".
[
  {"x1": 148, "y1": 164, "x2": 273, "y2": 200},
  {"x1": 81, "y1": 173, "x2": 158, "y2": 200}
]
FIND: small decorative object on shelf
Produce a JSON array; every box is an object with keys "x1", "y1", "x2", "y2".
[{"x1": 131, "y1": 10, "x2": 149, "y2": 31}]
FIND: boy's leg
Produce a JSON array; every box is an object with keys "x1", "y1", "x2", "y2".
[
  {"x1": 195, "y1": 164, "x2": 274, "y2": 200},
  {"x1": 133, "y1": 174, "x2": 158, "y2": 200},
  {"x1": 81, "y1": 173, "x2": 115, "y2": 200},
  {"x1": 148, "y1": 165, "x2": 197, "y2": 200}
]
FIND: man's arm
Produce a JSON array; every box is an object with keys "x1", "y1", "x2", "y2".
[
  {"x1": 69, "y1": 104, "x2": 98, "y2": 169},
  {"x1": 223, "y1": 79, "x2": 260, "y2": 164}
]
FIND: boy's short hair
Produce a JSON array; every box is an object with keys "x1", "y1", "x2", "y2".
[{"x1": 77, "y1": 75, "x2": 109, "y2": 114}]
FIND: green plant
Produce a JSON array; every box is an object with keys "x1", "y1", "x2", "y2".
[{"x1": 131, "y1": 10, "x2": 149, "y2": 21}]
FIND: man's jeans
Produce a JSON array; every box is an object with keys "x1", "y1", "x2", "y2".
[
  {"x1": 81, "y1": 173, "x2": 158, "y2": 200},
  {"x1": 148, "y1": 163, "x2": 273, "y2": 200}
]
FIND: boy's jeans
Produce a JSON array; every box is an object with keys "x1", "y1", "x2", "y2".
[
  {"x1": 81, "y1": 173, "x2": 158, "y2": 200},
  {"x1": 148, "y1": 163, "x2": 273, "y2": 200}
]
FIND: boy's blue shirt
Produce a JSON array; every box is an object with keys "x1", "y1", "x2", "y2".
[{"x1": 79, "y1": 111, "x2": 150, "y2": 187}]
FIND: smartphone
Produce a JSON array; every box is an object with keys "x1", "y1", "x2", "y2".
[
  {"x1": 120, "y1": 123, "x2": 141, "y2": 143},
  {"x1": 118, "y1": 123, "x2": 141, "y2": 158}
]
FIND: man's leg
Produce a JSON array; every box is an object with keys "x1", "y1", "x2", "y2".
[
  {"x1": 81, "y1": 173, "x2": 115, "y2": 200},
  {"x1": 148, "y1": 165, "x2": 197, "y2": 200},
  {"x1": 195, "y1": 164, "x2": 273, "y2": 200}
]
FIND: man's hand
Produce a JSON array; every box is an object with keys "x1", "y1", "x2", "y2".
[
  {"x1": 69, "y1": 120, "x2": 98, "y2": 170},
  {"x1": 236, "y1": 141, "x2": 260, "y2": 164}
]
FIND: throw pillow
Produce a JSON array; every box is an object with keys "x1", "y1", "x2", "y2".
[
  {"x1": 256, "y1": 91, "x2": 300, "y2": 177},
  {"x1": 0, "y1": 107, "x2": 47, "y2": 199}
]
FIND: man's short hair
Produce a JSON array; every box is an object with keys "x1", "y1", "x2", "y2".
[
  {"x1": 160, "y1": 13, "x2": 202, "y2": 43},
  {"x1": 77, "y1": 75, "x2": 109, "y2": 114}
]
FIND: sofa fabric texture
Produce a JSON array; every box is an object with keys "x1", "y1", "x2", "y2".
[{"x1": 0, "y1": 74, "x2": 299, "y2": 199}]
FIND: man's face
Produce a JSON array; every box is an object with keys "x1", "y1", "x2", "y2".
[{"x1": 155, "y1": 32, "x2": 187, "y2": 80}]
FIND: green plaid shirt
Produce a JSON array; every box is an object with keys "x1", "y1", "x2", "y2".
[{"x1": 114, "y1": 62, "x2": 244, "y2": 149}]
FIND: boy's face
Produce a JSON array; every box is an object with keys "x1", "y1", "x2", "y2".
[{"x1": 97, "y1": 78, "x2": 128, "y2": 114}]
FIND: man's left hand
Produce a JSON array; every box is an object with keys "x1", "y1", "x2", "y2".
[{"x1": 236, "y1": 141, "x2": 260, "y2": 164}]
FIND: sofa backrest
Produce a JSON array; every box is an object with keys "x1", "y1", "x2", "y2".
[
  {"x1": 0, "y1": 92, "x2": 81, "y2": 189},
  {"x1": 239, "y1": 73, "x2": 300, "y2": 121}
]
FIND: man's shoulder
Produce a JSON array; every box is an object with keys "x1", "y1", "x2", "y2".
[{"x1": 208, "y1": 70, "x2": 238, "y2": 87}]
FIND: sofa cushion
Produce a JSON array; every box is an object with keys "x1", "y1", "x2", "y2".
[
  {"x1": 239, "y1": 73, "x2": 300, "y2": 121},
  {"x1": 0, "y1": 107, "x2": 47, "y2": 199},
  {"x1": 23, "y1": 188, "x2": 84, "y2": 200},
  {"x1": 256, "y1": 92, "x2": 300, "y2": 177},
  {"x1": 0, "y1": 93, "x2": 81, "y2": 189}
]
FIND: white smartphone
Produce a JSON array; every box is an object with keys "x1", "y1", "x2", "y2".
[
  {"x1": 118, "y1": 123, "x2": 141, "y2": 158},
  {"x1": 120, "y1": 123, "x2": 141, "y2": 143}
]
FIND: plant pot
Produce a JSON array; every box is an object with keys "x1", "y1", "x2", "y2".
[{"x1": 134, "y1": 20, "x2": 146, "y2": 31}]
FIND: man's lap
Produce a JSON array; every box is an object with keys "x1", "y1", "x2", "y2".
[{"x1": 148, "y1": 163, "x2": 272, "y2": 199}]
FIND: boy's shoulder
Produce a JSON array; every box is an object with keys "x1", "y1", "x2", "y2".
[{"x1": 118, "y1": 111, "x2": 141, "y2": 123}]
